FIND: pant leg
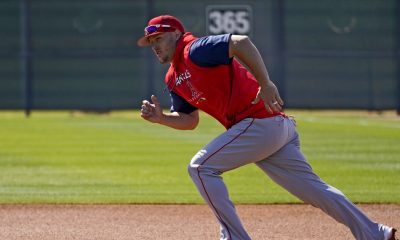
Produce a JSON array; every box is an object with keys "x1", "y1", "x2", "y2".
[
  {"x1": 187, "y1": 116, "x2": 292, "y2": 240},
  {"x1": 256, "y1": 129, "x2": 385, "y2": 240}
]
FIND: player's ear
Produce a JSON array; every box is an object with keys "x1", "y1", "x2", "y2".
[{"x1": 175, "y1": 30, "x2": 182, "y2": 41}]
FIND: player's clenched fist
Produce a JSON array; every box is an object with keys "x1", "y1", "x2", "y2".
[{"x1": 140, "y1": 95, "x2": 163, "y2": 123}]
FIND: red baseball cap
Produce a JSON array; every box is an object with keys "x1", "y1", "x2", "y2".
[{"x1": 137, "y1": 15, "x2": 185, "y2": 47}]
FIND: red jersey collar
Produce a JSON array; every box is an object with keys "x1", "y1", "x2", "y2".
[{"x1": 171, "y1": 32, "x2": 197, "y2": 68}]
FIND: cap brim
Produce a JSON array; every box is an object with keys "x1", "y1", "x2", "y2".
[{"x1": 137, "y1": 32, "x2": 162, "y2": 47}]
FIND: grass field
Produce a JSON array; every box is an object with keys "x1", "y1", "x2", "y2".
[{"x1": 0, "y1": 110, "x2": 399, "y2": 204}]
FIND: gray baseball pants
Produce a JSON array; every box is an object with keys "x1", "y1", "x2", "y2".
[{"x1": 188, "y1": 116, "x2": 386, "y2": 240}]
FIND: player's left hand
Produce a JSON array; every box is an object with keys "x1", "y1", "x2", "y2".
[
  {"x1": 251, "y1": 81, "x2": 284, "y2": 113},
  {"x1": 140, "y1": 95, "x2": 163, "y2": 123}
]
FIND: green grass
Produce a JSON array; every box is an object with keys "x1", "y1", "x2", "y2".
[{"x1": 0, "y1": 110, "x2": 399, "y2": 204}]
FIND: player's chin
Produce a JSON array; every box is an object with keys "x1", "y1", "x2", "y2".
[
  {"x1": 157, "y1": 55, "x2": 171, "y2": 64},
  {"x1": 158, "y1": 58, "x2": 168, "y2": 64}
]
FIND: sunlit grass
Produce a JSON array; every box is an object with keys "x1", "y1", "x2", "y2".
[{"x1": 0, "y1": 110, "x2": 399, "y2": 204}]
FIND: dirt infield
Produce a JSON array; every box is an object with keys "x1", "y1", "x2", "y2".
[{"x1": 0, "y1": 204, "x2": 398, "y2": 240}]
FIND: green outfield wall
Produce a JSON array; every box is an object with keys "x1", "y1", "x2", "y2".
[{"x1": 0, "y1": 0, "x2": 399, "y2": 112}]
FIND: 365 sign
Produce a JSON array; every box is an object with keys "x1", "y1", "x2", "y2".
[{"x1": 206, "y1": 5, "x2": 253, "y2": 37}]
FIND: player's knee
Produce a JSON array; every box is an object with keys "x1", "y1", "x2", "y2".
[
  {"x1": 187, "y1": 163, "x2": 198, "y2": 179},
  {"x1": 188, "y1": 150, "x2": 207, "y2": 178},
  {"x1": 188, "y1": 162, "x2": 220, "y2": 179}
]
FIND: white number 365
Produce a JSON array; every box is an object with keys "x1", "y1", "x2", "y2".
[{"x1": 208, "y1": 10, "x2": 251, "y2": 35}]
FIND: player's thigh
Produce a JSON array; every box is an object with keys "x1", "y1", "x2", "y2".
[
  {"x1": 256, "y1": 137, "x2": 326, "y2": 196},
  {"x1": 190, "y1": 117, "x2": 292, "y2": 172}
]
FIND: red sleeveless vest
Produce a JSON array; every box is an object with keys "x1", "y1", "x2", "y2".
[{"x1": 165, "y1": 33, "x2": 283, "y2": 129}]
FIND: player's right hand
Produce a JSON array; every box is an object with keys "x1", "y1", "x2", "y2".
[
  {"x1": 252, "y1": 82, "x2": 284, "y2": 113},
  {"x1": 140, "y1": 95, "x2": 163, "y2": 123}
]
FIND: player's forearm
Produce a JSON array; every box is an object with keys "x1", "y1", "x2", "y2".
[
  {"x1": 158, "y1": 111, "x2": 199, "y2": 130},
  {"x1": 229, "y1": 35, "x2": 272, "y2": 88}
]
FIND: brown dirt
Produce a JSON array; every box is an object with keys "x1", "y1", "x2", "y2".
[{"x1": 0, "y1": 204, "x2": 398, "y2": 240}]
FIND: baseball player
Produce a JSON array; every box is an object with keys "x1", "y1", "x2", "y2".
[{"x1": 137, "y1": 15, "x2": 397, "y2": 240}]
